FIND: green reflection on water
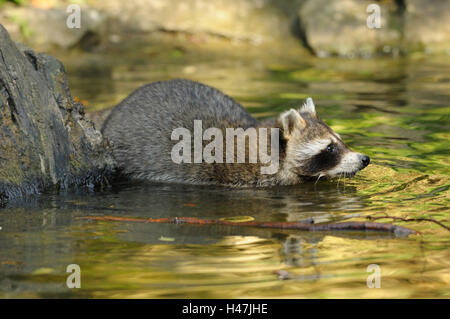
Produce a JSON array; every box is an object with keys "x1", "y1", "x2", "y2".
[{"x1": 0, "y1": 38, "x2": 448, "y2": 298}]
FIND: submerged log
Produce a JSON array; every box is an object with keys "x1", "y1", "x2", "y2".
[
  {"x1": 0, "y1": 24, "x2": 115, "y2": 205},
  {"x1": 79, "y1": 215, "x2": 418, "y2": 237}
]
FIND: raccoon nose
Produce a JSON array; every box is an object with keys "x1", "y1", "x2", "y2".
[{"x1": 360, "y1": 155, "x2": 370, "y2": 168}]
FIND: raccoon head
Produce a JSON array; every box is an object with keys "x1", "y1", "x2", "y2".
[{"x1": 278, "y1": 98, "x2": 370, "y2": 181}]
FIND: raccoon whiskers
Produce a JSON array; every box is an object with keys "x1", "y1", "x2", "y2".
[
  {"x1": 337, "y1": 172, "x2": 343, "y2": 187},
  {"x1": 314, "y1": 173, "x2": 324, "y2": 186}
]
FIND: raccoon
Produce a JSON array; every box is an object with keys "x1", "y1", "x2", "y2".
[{"x1": 102, "y1": 79, "x2": 370, "y2": 187}]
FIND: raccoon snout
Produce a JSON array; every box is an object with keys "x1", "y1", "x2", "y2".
[{"x1": 360, "y1": 155, "x2": 370, "y2": 168}]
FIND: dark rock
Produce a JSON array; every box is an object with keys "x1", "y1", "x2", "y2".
[{"x1": 0, "y1": 24, "x2": 115, "y2": 206}]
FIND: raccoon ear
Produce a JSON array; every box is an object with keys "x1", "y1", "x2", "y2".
[
  {"x1": 300, "y1": 97, "x2": 316, "y2": 115},
  {"x1": 279, "y1": 109, "x2": 306, "y2": 138}
]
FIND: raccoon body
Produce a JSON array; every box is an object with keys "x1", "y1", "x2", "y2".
[{"x1": 102, "y1": 79, "x2": 369, "y2": 187}]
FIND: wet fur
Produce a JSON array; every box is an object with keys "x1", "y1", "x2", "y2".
[{"x1": 102, "y1": 79, "x2": 368, "y2": 187}]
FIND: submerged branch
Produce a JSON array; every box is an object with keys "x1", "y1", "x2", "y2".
[
  {"x1": 78, "y1": 215, "x2": 418, "y2": 236},
  {"x1": 366, "y1": 213, "x2": 450, "y2": 232}
]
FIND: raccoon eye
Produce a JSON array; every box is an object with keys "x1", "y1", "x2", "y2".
[{"x1": 326, "y1": 144, "x2": 335, "y2": 152}]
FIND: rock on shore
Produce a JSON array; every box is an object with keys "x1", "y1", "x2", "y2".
[
  {"x1": 0, "y1": 24, "x2": 115, "y2": 205},
  {"x1": 1, "y1": 0, "x2": 449, "y2": 56}
]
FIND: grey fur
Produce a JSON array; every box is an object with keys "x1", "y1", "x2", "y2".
[{"x1": 102, "y1": 79, "x2": 369, "y2": 187}]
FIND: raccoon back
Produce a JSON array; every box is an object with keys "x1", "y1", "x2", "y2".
[{"x1": 102, "y1": 79, "x2": 258, "y2": 183}]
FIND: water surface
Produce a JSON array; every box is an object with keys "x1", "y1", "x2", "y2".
[{"x1": 0, "y1": 39, "x2": 448, "y2": 298}]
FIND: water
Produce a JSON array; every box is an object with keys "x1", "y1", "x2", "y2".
[{"x1": 0, "y1": 37, "x2": 448, "y2": 298}]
